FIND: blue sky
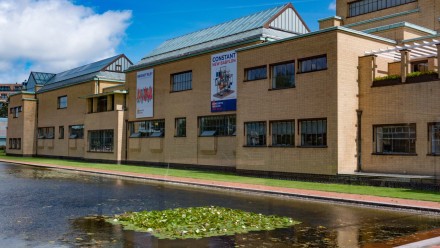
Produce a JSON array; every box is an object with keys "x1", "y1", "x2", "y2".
[{"x1": 0, "y1": 0, "x2": 336, "y2": 83}]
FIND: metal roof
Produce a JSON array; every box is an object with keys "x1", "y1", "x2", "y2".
[
  {"x1": 36, "y1": 54, "x2": 131, "y2": 93},
  {"x1": 133, "y1": 3, "x2": 309, "y2": 70}
]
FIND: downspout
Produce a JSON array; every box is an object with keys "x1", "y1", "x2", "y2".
[
  {"x1": 356, "y1": 110, "x2": 362, "y2": 172},
  {"x1": 35, "y1": 93, "x2": 39, "y2": 157}
]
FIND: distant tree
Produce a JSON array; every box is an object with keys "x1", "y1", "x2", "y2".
[{"x1": 0, "y1": 102, "x2": 8, "y2": 118}]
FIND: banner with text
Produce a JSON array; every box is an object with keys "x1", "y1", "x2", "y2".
[
  {"x1": 211, "y1": 50, "x2": 237, "y2": 112},
  {"x1": 136, "y1": 69, "x2": 154, "y2": 118}
]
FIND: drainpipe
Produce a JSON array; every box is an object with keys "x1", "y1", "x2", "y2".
[
  {"x1": 35, "y1": 93, "x2": 39, "y2": 157},
  {"x1": 436, "y1": 43, "x2": 440, "y2": 79},
  {"x1": 355, "y1": 110, "x2": 363, "y2": 172}
]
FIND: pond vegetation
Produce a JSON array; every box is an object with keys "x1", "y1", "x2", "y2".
[{"x1": 108, "y1": 206, "x2": 300, "y2": 239}]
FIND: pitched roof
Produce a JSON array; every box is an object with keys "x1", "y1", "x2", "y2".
[
  {"x1": 25, "y1": 54, "x2": 132, "y2": 93},
  {"x1": 131, "y1": 3, "x2": 309, "y2": 70}
]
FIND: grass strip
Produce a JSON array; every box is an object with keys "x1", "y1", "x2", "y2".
[{"x1": 1, "y1": 152, "x2": 439, "y2": 202}]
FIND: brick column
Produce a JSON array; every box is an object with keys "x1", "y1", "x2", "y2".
[
  {"x1": 400, "y1": 49, "x2": 410, "y2": 83},
  {"x1": 437, "y1": 44, "x2": 440, "y2": 79}
]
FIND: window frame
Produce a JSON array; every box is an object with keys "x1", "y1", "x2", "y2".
[
  {"x1": 270, "y1": 120, "x2": 295, "y2": 147},
  {"x1": 348, "y1": 0, "x2": 417, "y2": 18},
  {"x1": 97, "y1": 96, "x2": 108, "y2": 112},
  {"x1": 244, "y1": 121, "x2": 267, "y2": 147},
  {"x1": 428, "y1": 122, "x2": 440, "y2": 156},
  {"x1": 298, "y1": 55, "x2": 328, "y2": 74},
  {"x1": 244, "y1": 65, "x2": 267, "y2": 82},
  {"x1": 175, "y1": 117, "x2": 187, "y2": 137},
  {"x1": 59, "y1": 126, "x2": 64, "y2": 139},
  {"x1": 171, "y1": 70, "x2": 192, "y2": 92},
  {"x1": 129, "y1": 119, "x2": 165, "y2": 138},
  {"x1": 57, "y1": 95, "x2": 67, "y2": 109},
  {"x1": 373, "y1": 123, "x2": 417, "y2": 155},
  {"x1": 270, "y1": 60, "x2": 295, "y2": 90},
  {"x1": 298, "y1": 118, "x2": 327, "y2": 148},
  {"x1": 88, "y1": 129, "x2": 114, "y2": 153},
  {"x1": 198, "y1": 114, "x2": 236, "y2": 137},
  {"x1": 37, "y1": 127, "x2": 55, "y2": 139},
  {"x1": 69, "y1": 125, "x2": 84, "y2": 139}
]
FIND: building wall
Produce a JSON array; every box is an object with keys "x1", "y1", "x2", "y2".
[
  {"x1": 125, "y1": 43, "x2": 263, "y2": 167},
  {"x1": 358, "y1": 55, "x2": 440, "y2": 176},
  {"x1": 6, "y1": 93, "x2": 37, "y2": 156},
  {"x1": 337, "y1": 0, "x2": 439, "y2": 32}
]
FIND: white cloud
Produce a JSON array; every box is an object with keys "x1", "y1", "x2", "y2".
[
  {"x1": 328, "y1": 1, "x2": 336, "y2": 11},
  {"x1": 0, "y1": 0, "x2": 132, "y2": 83}
]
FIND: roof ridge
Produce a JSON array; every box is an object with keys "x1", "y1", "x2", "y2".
[{"x1": 163, "y1": 4, "x2": 287, "y2": 43}]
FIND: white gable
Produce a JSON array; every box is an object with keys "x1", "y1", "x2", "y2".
[{"x1": 269, "y1": 8, "x2": 309, "y2": 34}]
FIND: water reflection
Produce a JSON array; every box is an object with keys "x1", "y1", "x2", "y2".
[{"x1": 0, "y1": 162, "x2": 439, "y2": 247}]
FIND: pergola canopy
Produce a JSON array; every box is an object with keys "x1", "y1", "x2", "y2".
[{"x1": 365, "y1": 39, "x2": 439, "y2": 61}]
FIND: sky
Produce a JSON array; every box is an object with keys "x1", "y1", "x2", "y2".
[{"x1": 0, "y1": 0, "x2": 336, "y2": 84}]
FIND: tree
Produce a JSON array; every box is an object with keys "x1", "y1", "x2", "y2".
[{"x1": 0, "y1": 102, "x2": 8, "y2": 118}]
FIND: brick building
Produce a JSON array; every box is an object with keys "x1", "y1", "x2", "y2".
[{"x1": 7, "y1": 1, "x2": 440, "y2": 178}]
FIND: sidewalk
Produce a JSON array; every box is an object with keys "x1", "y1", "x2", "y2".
[{"x1": 1, "y1": 159, "x2": 439, "y2": 213}]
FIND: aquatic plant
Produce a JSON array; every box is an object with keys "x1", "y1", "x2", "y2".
[{"x1": 108, "y1": 206, "x2": 299, "y2": 239}]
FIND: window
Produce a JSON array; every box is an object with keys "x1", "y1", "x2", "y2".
[
  {"x1": 97, "y1": 96, "x2": 107, "y2": 112},
  {"x1": 171, "y1": 71, "x2": 192, "y2": 92},
  {"x1": 9, "y1": 138, "x2": 21, "y2": 149},
  {"x1": 38, "y1": 127, "x2": 55, "y2": 139},
  {"x1": 88, "y1": 130, "x2": 113, "y2": 152},
  {"x1": 129, "y1": 119, "x2": 165, "y2": 138},
  {"x1": 299, "y1": 55, "x2": 327, "y2": 73},
  {"x1": 271, "y1": 121, "x2": 294, "y2": 146},
  {"x1": 115, "y1": 65, "x2": 122, "y2": 72},
  {"x1": 199, "y1": 115, "x2": 236, "y2": 136},
  {"x1": 10, "y1": 106, "x2": 22, "y2": 118},
  {"x1": 271, "y1": 62, "x2": 295, "y2": 89},
  {"x1": 300, "y1": 119, "x2": 327, "y2": 147},
  {"x1": 69, "y1": 125, "x2": 84, "y2": 139},
  {"x1": 374, "y1": 124, "x2": 416, "y2": 154},
  {"x1": 411, "y1": 60, "x2": 428, "y2": 72},
  {"x1": 348, "y1": 0, "x2": 417, "y2": 17},
  {"x1": 428, "y1": 123, "x2": 440, "y2": 155},
  {"x1": 59, "y1": 126, "x2": 64, "y2": 139},
  {"x1": 58, "y1": 96, "x2": 67, "y2": 109},
  {"x1": 245, "y1": 122, "x2": 266, "y2": 146},
  {"x1": 175, "y1": 118, "x2": 186, "y2": 137},
  {"x1": 245, "y1": 66, "x2": 267, "y2": 81}
]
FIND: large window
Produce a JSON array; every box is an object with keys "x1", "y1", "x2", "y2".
[
  {"x1": 348, "y1": 0, "x2": 417, "y2": 17},
  {"x1": 245, "y1": 66, "x2": 267, "y2": 81},
  {"x1": 411, "y1": 60, "x2": 428, "y2": 72},
  {"x1": 88, "y1": 130, "x2": 113, "y2": 152},
  {"x1": 129, "y1": 119, "x2": 165, "y2": 138},
  {"x1": 271, "y1": 121, "x2": 294, "y2": 146},
  {"x1": 175, "y1": 118, "x2": 186, "y2": 137},
  {"x1": 69, "y1": 125, "x2": 84, "y2": 139},
  {"x1": 9, "y1": 138, "x2": 21, "y2": 149},
  {"x1": 300, "y1": 119, "x2": 327, "y2": 147},
  {"x1": 58, "y1": 95, "x2": 67, "y2": 109},
  {"x1": 271, "y1": 62, "x2": 295, "y2": 89},
  {"x1": 199, "y1": 115, "x2": 236, "y2": 136},
  {"x1": 171, "y1": 71, "x2": 192, "y2": 92},
  {"x1": 374, "y1": 124, "x2": 416, "y2": 154},
  {"x1": 38, "y1": 127, "x2": 55, "y2": 139},
  {"x1": 245, "y1": 122, "x2": 266, "y2": 146},
  {"x1": 428, "y1": 123, "x2": 440, "y2": 155},
  {"x1": 299, "y1": 55, "x2": 327, "y2": 73}
]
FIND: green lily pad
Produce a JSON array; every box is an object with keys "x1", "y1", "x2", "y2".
[{"x1": 107, "y1": 206, "x2": 300, "y2": 239}]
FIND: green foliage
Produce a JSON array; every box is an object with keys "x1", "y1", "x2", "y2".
[
  {"x1": 0, "y1": 102, "x2": 8, "y2": 118},
  {"x1": 109, "y1": 206, "x2": 299, "y2": 239},
  {"x1": 373, "y1": 74, "x2": 401, "y2": 81},
  {"x1": 406, "y1": 70, "x2": 438, "y2": 78}
]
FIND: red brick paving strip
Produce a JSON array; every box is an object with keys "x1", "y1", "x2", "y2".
[{"x1": 1, "y1": 159, "x2": 439, "y2": 213}]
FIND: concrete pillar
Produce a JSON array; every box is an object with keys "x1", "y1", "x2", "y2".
[
  {"x1": 400, "y1": 49, "x2": 410, "y2": 83},
  {"x1": 437, "y1": 44, "x2": 440, "y2": 79}
]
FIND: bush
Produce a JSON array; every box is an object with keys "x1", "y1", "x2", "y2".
[
  {"x1": 407, "y1": 70, "x2": 438, "y2": 78},
  {"x1": 373, "y1": 74, "x2": 401, "y2": 81}
]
